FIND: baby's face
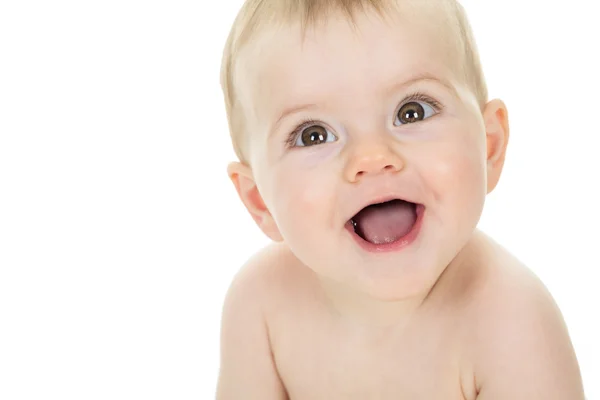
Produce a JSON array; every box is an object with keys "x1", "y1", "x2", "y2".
[{"x1": 236, "y1": 10, "x2": 498, "y2": 300}]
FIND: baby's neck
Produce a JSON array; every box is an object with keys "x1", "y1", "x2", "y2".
[{"x1": 316, "y1": 276, "x2": 433, "y2": 332}]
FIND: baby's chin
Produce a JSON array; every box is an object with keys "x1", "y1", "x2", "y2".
[{"x1": 341, "y1": 237, "x2": 476, "y2": 305}]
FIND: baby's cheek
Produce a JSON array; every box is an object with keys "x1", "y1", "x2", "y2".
[
  {"x1": 270, "y1": 167, "x2": 335, "y2": 239},
  {"x1": 424, "y1": 142, "x2": 487, "y2": 208}
]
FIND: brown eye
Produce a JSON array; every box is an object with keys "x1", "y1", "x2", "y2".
[
  {"x1": 397, "y1": 102, "x2": 425, "y2": 124},
  {"x1": 298, "y1": 125, "x2": 334, "y2": 147}
]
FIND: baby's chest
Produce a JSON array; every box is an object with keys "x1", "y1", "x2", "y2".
[{"x1": 271, "y1": 321, "x2": 471, "y2": 400}]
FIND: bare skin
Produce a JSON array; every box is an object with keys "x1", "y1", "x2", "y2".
[{"x1": 217, "y1": 230, "x2": 583, "y2": 399}]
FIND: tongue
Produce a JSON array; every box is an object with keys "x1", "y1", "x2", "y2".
[{"x1": 353, "y1": 200, "x2": 417, "y2": 245}]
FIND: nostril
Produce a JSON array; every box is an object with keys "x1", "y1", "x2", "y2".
[{"x1": 354, "y1": 164, "x2": 397, "y2": 180}]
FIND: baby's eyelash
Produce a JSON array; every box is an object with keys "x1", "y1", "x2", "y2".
[
  {"x1": 400, "y1": 91, "x2": 444, "y2": 112},
  {"x1": 285, "y1": 118, "x2": 320, "y2": 148}
]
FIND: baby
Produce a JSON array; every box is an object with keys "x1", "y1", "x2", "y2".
[{"x1": 216, "y1": 0, "x2": 585, "y2": 398}]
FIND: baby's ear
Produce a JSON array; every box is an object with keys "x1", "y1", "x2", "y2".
[
  {"x1": 483, "y1": 99, "x2": 510, "y2": 194},
  {"x1": 227, "y1": 162, "x2": 283, "y2": 242}
]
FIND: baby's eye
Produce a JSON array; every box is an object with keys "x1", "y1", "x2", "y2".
[
  {"x1": 293, "y1": 124, "x2": 337, "y2": 147},
  {"x1": 394, "y1": 101, "x2": 437, "y2": 126}
]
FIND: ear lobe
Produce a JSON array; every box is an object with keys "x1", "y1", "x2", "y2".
[
  {"x1": 483, "y1": 99, "x2": 510, "y2": 194},
  {"x1": 227, "y1": 162, "x2": 283, "y2": 242}
]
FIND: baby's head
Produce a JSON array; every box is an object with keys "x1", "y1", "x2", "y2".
[{"x1": 221, "y1": 0, "x2": 509, "y2": 300}]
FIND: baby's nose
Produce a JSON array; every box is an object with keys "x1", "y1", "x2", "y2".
[{"x1": 344, "y1": 141, "x2": 404, "y2": 183}]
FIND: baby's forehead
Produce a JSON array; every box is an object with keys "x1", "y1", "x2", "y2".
[{"x1": 234, "y1": 10, "x2": 466, "y2": 126}]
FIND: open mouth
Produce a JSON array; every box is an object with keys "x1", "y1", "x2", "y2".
[{"x1": 348, "y1": 199, "x2": 421, "y2": 246}]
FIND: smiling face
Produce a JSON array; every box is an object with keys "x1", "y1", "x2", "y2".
[{"x1": 229, "y1": 9, "x2": 508, "y2": 301}]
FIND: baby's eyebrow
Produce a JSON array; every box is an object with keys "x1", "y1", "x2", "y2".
[
  {"x1": 269, "y1": 72, "x2": 457, "y2": 135},
  {"x1": 384, "y1": 72, "x2": 459, "y2": 99},
  {"x1": 271, "y1": 103, "x2": 319, "y2": 135}
]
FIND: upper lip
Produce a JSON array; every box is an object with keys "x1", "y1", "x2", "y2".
[{"x1": 346, "y1": 193, "x2": 422, "y2": 222}]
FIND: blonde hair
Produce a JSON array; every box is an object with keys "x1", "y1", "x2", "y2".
[{"x1": 220, "y1": 0, "x2": 488, "y2": 164}]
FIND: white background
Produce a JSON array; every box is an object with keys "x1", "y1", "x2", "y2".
[{"x1": 0, "y1": 0, "x2": 598, "y2": 398}]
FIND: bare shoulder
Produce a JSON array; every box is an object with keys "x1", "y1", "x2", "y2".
[
  {"x1": 226, "y1": 242, "x2": 310, "y2": 308},
  {"x1": 464, "y1": 233, "x2": 585, "y2": 399},
  {"x1": 225, "y1": 242, "x2": 299, "y2": 296},
  {"x1": 216, "y1": 243, "x2": 298, "y2": 400}
]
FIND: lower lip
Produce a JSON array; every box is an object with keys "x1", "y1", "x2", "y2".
[{"x1": 346, "y1": 204, "x2": 425, "y2": 253}]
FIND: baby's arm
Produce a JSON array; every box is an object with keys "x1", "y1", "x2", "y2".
[
  {"x1": 216, "y1": 255, "x2": 288, "y2": 400},
  {"x1": 474, "y1": 275, "x2": 585, "y2": 399}
]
